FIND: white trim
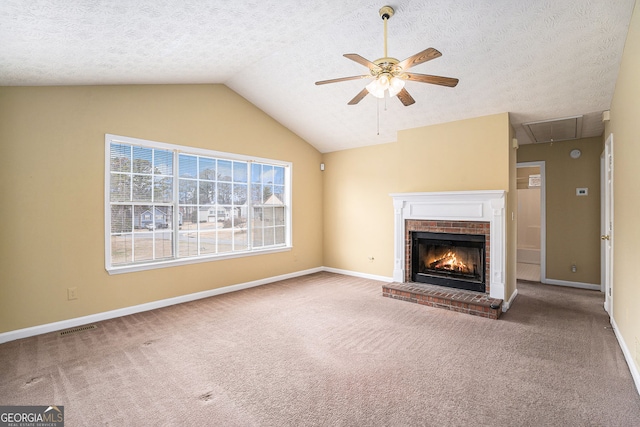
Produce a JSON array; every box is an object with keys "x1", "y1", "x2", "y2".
[
  {"x1": 0, "y1": 267, "x2": 322, "y2": 344},
  {"x1": 611, "y1": 316, "x2": 640, "y2": 396},
  {"x1": 323, "y1": 267, "x2": 394, "y2": 283},
  {"x1": 502, "y1": 288, "x2": 518, "y2": 312},
  {"x1": 543, "y1": 278, "x2": 600, "y2": 291}
]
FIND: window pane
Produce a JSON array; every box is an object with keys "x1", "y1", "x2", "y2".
[
  {"x1": 111, "y1": 205, "x2": 132, "y2": 233},
  {"x1": 155, "y1": 206, "x2": 173, "y2": 229},
  {"x1": 178, "y1": 231, "x2": 198, "y2": 257},
  {"x1": 264, "y1": 227, "x2": 275, "y2": 246},
  {"x1": 262, "y1": 185, "x2": 273, "y2": 204},
  {"x1": 274, "y1": 166, "x2": 285, "y2": 185},
  {"x1": 274, "y1": 207, "x2": 285, "y2": 226},
  {"x1": 234, "y1": 228, "x2": 248, "y2": 251},
  {"x1": 110, "y1": 143, "x2": 131, "y2": 172},
  {"x1": 134, "y1": 205, "x2": 153, "y2": 229},
  {"x1": 218, "y1": 160, "x2": 232, "y2": 181},
  {"x1": 134, "y1": 234, "x2": 154, "y2": 262},
  {"x1": 262, "y1": 165, "x2": 274, "y2": 184},
  {"x1": 217, "y1": 227, "x2": 233, "y2": 253},
  {"x1": 154, "y1": 149, "x2": 173, "y2": 175},
  {"x1": 233, "y1": 183, "x2": 247, "y2": 205},
  {"x1": 111, "y1": 234, "x2": 132, "y2": 265},
  {"x1": 233, "y1": 161, "x2": 247, "y2": 183},
  {"x1": 198, "y1": 206, "x2": 215, "y2": 224},
  {"x1": 132, "y1": 175, "x2": 152, "y2": 201},
  {"x1": 179, "y1": 179, "x2": 197, "y2": 204},
  {"x1": 200, "y1": 231, "x2": 216, "y2": 255},
  {"x1": 154, "y1": 177, "x2": 173, "y2": 203},
  {"x1": 275, "y1": 226, "x2": 285, "y2": 245},
  {"x1": 180, "y1": 206, "x2": 197, "y2": 231},
  {"x1": 154, "y1": 232, "x2": 173, "y2": 259},
  {"x1": 199, "y1": 181, "x2": 216, "y2": 205},
  {"x1": 110, "y1": 174, "x2": 130, "y2": 202},
  {"x1": 217, "y1": 182, "x2": 232, "y2": 205},
  {"x1": 251, "y1": 183, "x2": 261, "y2": 204},
  {"x1": 199, "y1": 157, "x2": 216, "y2": 180},
  {"x1": 272, "y1": 185, "x2": 285, "y2": 205},
  {"x1": 133, "y1": 146, "x2": 153, "y2": 173},
  {"x1": 251, "y1": 163, "x2": 261, "y2": 183},
  {"x1": 179, "y1": 154, "x2": 197, "y2": 178}
]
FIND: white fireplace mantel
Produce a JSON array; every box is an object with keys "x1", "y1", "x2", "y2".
[{"x1": 390, "y1": 190, "x2": 507, "y2": 301}]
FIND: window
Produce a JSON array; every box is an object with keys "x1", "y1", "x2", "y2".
[{"x1": 105, "y1": 134, "x2": 291, "y2": 274}]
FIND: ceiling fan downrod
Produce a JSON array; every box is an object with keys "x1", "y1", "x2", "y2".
[{"x1": 379, "y1": 6, "x2": 394, "y2": 59}]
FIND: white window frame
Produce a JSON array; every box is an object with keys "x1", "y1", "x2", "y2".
[{"x1": 105, "y1": 134, "x2": 292, "y2": 275}]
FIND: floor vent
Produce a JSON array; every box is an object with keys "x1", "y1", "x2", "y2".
[{"x1": 59, "y1": 324, "x2": 97, "y2": 336}]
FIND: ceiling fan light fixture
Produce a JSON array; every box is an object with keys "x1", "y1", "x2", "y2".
[
  {"x1": 366, "y1": 79, "x2": 386, "y2": 98},
  {"x1": 388, "y1": 76, "x2": 405, "y2": 97}
]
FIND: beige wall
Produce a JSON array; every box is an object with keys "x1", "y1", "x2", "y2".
[
  {"x1": 607, "y1": 1, "x2": 640, "y2": 377},
  {"x1": 0, "y1": 84, "x2": 323, "y2": 333},
  {"x1": 517, "y1": 137, "x2": 602, "y2": 284},
  {"x1": 322, "y1": 113, "x2": 514, "y2": 297}
]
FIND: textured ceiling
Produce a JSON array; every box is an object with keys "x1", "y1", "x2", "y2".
[{"x1": 0, "y1": 0, "x2": 635, "y2": 153}]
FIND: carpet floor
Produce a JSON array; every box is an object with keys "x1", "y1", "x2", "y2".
[{"x1": 1, "y1": 272, "x2": 639, "y2": 426}]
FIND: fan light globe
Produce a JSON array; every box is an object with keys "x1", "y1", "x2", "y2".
[
  {"x1": 366, "y1": 79, "x2": 386, "y2": 98},
  {"x1": 388, "y1": 76, "x2": 405, "y2": 97}
]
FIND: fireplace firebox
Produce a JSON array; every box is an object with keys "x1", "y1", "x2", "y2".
[{"x1": 411, "y1": 231, "x2": 486, "y2": 292}]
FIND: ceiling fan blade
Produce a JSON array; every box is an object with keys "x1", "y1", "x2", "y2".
[
  {"x1": 396, "y1": 88, "x2": 415, "y2": 106},
  {"x1": 404, "y1": 72, "x2": 459, "y2": 87},
  {"x1": 397, "y1": 48, "x2": 442, "y2": 71},
  {"x1": 343, "y1": 53, "x2": 380, "y2": 70},
  {"x1": 315, "y1": 75, "x2": 371, "y2": 85},
  {"x1": 348, "y1": 88, "x2": 369, "y2": 105}
]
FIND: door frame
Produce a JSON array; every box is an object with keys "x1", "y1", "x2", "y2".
[
  {"x1": 516, "y1": 161, "x2": 547, "y2": 283},
  {"x1": 601, "y1": 133, "x2": 614, "y2": 316}
]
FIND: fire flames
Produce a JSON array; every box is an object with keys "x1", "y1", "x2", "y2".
[{"x1": 427, "y1": 251, "x2": 471, "y2": 274}]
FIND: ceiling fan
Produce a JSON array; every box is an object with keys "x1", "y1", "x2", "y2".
[{"x1": 315, "y1": 5, "x2": 459, "y2": 106}]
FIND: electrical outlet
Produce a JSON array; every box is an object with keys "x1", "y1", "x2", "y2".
[{"x1": 67, "y1": 287, "x2": 78, "y2": 300}]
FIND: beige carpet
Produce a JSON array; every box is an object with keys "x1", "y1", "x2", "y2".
[{"x1": 1, "y1": 272, "x2": 639, "y2": 426}]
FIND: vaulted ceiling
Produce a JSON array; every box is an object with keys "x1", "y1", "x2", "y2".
[{"x1": 0, "y1": 0, "x2": 635, "y2": 153}]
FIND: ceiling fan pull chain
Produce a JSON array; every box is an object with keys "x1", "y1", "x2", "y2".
[{"x1": 377, "y1": 97, "x2": 380, "y2": 135}]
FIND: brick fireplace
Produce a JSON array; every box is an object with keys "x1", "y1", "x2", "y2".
[
  {"x1": 384, "y1": 191, "x2": 506, "y2": 319},
  {"x1": 405, "y1": 220, "x2": 490, "y2": 292}
]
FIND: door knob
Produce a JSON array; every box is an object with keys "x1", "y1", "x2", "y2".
[{"x1": 601, "y1": 235, "x2": 610, "y2": 240}]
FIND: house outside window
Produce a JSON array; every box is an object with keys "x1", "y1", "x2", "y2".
[{"x1": 105, "y1": 134, "x2": 291, "y2": 274}]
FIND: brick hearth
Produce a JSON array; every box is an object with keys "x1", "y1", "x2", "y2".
[
  {"x1": 382, "y1": 282, "x2": 503, "y2": 320},
  {"x1": 383, "y1": 218, "x2": 503, "y2": 319}
]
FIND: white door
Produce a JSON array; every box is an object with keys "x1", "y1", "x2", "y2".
[{"x1": 601, "y1": 134, "x2": 614, "y2": 315}]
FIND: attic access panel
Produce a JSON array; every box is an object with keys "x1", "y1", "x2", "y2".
[{"x1": 523, "y1": 116, "x2": 583, "y2": 143}]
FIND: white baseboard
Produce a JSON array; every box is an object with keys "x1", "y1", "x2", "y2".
[
  {"x1": 0, "y1": 267, "x2": 323, "y2": 344},
  {"x1": 502, "y1": 288, "x2": 518, "y2": 312},
  {"x1": 611, "y1": 316, "x2": 640, "y2": 396},
  {"x1": 322, "y1": 267, "x2": 394, "y2": 283},
  {"x1": 543, "y1": 278, "x2": 600, "y2": 291}
]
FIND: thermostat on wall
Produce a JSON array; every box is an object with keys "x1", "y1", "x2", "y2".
[{"x1": 576, "y1": 188, "x2": 588, "y2": 196}]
